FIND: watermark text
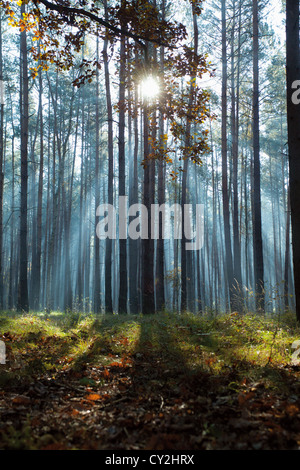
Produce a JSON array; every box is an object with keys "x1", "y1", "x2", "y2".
[
  {"x1": 0, "y1": 340, "x2": 6, "y2": 364},
  {"x1": 96, "y1": 197, "x2": 204, "y2": 251}
]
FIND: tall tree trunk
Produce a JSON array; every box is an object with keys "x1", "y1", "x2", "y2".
[
  {"x1": 252, "y1": 0, "x2": 264, "y2": 312},
  {"x1": 141, "y1": 114, "x2": 155, "y2": 314},
  {"x1": 155, "y1": 1, "x2": 166, "y2": 313},
  {"x1": 0, "y1": 17, "x2": 4, "y2": 309},
  {"x1": 129, "y1": 55, "x2": 139, "y2": 314},
  {"x1": 156, "y1": 125, "x2": 165, "y2": 311},
  {"x1": 103, "y1": 0, "x2": 114, "y2": 313},
  {"x1": 180, "y1": 2, "x2": 200, "y2": 313},
  {"x1": 30, "y1": 52, "x2": 44, "y2": 311},
  {"x1": 286, "y1": 0, "x2": 300, "y2": 321},
  {"x1": 18, "y1": 3, "x2": 29, "y2": 312},
  {"x1": 284, "y1": 185, "x2": 291, "y2": 310},
  {"x1": 142, "y1": 46, "x2": 155, "y2": 315},
  {"x1": 35, "y1": 62, "x2": 44, "y2": 311},
  {"x1": 76, "y1": 82, "x2": 85, "y2": 308},
  {"x1": 118, "y1": 26, "x2": 127, "y2": 314},
  {"x1": 221, "y1": 0, "x2": 234, "y2": 311},
  {"x1": 94, "y1": 33, "x2": 101, "y2": 313},
  {"x1": 181, "y1": 157, "x2": 189, "y2": 312},
  {"x1": 8, "y1": 90, "x2": 16, "y2": 309},
  {"x1": 231, "y1": 0, "x2": 243, "y2": 309}
]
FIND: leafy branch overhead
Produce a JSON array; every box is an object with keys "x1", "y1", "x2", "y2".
[
  {"x1": 1, "y1": 0, "x2": 189, "y2": 74},
  {"x1": 1, "y1": 0, "x2": 213, "y2": 167}
]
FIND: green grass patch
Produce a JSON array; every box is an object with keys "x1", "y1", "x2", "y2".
[{"x1": 1, "y1": 310, "x2": 300, "y2": 393}]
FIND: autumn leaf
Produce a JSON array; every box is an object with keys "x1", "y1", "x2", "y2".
[
  {"x1": 12, "y1": 395, "x2": 31, "y2": 405},
  {"x1": 85, "y1": 393, "x2": 102, "y2": 401},
  {"x1": 108, "y1": 361, "x2": 122, "y2": 367},
  {"x1": 102, "y1": 368, "x2": 110, "y2": 378},
  {"x1": 238, "y1": 391, "x2": 255, "y2": 406},
  {"x1": 285, "y1": 403, "x2": 299, "y2": 416}
]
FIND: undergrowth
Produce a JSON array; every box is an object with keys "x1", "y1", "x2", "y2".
[
  {"x1": 1, "y1": 310, "x2": 300, "y2": 450},
  {"x1": 1, "y1": 310, "x2": 300, "y2": 390}
]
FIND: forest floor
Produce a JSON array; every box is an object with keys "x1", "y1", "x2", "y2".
[{"x1": 1, "y1": 310, "x2": 300, "y2": 450}]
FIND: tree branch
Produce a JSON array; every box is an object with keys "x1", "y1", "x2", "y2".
[{"x1": 34, "y1": 0, "x2": 171, "y2": 49}]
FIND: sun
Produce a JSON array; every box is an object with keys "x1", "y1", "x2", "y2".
[{"x1": 140, "y1": 76, "x2": 160, "y2": 101}]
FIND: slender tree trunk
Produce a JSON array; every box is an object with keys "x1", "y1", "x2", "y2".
[
  {"x1": 129, "y1": 57, "x2": 139, "y2": 314},
  {"x1": 29, "y1": 106, "x2": 39, "y2": 308},
  {"x1": 231, "y1": 0, "x2": 243, "y2": 308},
  {"x1": 142, "y1": 47, "x2": 155, "y2": 315},
  {"x1": 60, "y1": 92, "x2": 74, "y2": 312},
  {"x1": 34, "y1": 64, "x2": 44, "y2": 310},
  {"x1": 181, "y1": 155, "x2": 189, "y2": 312},
  {"x1": 142, "y1": 112, "x2": 155, "y2": 314},
  {"x1": 180, "y1": 2, "x2": 200, "y2": 313},
  {"x1": 103, "y1": 0, "x2": 114, "y2": 313},
  {"x1": 41, "y1": 97, "x2": 51, "y2": 308},
  {"x1": 155, "y1": 0, "x2": 166, "y2": 313},
  {"x1": 118, "y1": 26, "x2": 127, "y2": 314},
  {"x1": 18, "y1": 3, "x2": 29, "y2": 312},
  {"x1": 8, "y1": 91, "x2": 16, "y2": 309},
  {"x1": 284, "y1": 185, "x2": 291, "y2": 310},
  {"x1": 221, "y1": 0, "x2": 234, "y2": 311},
  {"x1": 252, "y1": 0, "x2": 264, "y2": 312},
  {"x1": 0, "y1": 18, "x2": 4, "y2": 308},
  {"x1": 192, "y1": 152, "x2": 202, "y2": 312},
  {"x1": 76, "y1": 82, "x2": 85, "y2": 308},
  {"x1": 286, "y1": 0, "x2": 300, "y2": 321},
  {"x1": 156, "y1": 125, "x2": 165, "y2": 311},
  {"x1": 94, "y1": 33, "x2": 101, "y2": 313}
]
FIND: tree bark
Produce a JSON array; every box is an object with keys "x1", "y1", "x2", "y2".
[
  {"x1": 94, "y1": 32, "x2": 101, "y2": 314},
  {"x1": 142, "y1": 106, "x2": 155, "y2": 314},
  {"x1": 231, "y1": 0, "x2": 243, "y2": 308},
  {"x1": 252, "y1": 0, "x2": 264, "y2": 312},
  {"x1": 35, "y1": 61, "x2": 44, "y2": 311},
  {"x1": 141, "y1": 46, "x2": 155, "y2": 314},
  {"x1": 103, "y1": 0, "x2": 114, "y2": 313},
  {"x1": 286, "y1": 0, "x2": 300, "y2": 321},
  {"x1": 18, "y1": 3, "x2": 29, "y2": 312},
  {"x1": 0, "y1": 17, "x2": 4, "y2": 309},
  {"x1": 118, "y1": 26, "x2": 128, "y2": 314},
  {"x1": 129, "y1": 53, "x2": 139, "y2": 314},
  {"x1": 221, "y1": 0, "x2": 234, "y2": 312}
]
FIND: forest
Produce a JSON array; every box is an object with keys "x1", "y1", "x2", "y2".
[{"x1": 1, "y1": 0, "x2": 300, "y2": 453}]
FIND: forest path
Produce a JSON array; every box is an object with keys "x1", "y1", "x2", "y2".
[{"x1": 1, "y1": 312, "x2": 300, "y2": 450}]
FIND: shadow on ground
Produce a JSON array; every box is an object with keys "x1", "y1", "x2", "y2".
[{"x1": 1, "y1": 312, "x2": 300, "y2": 450}]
